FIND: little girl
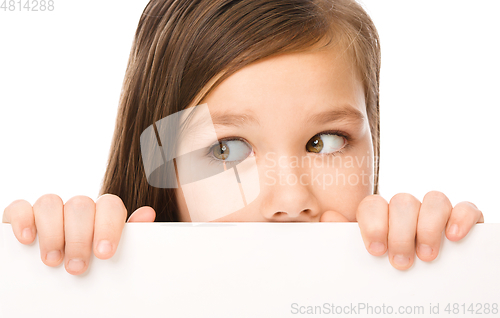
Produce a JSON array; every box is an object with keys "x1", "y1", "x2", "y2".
[{"x1": 2, "y1": 0, "x2": 484, "y2": 275}]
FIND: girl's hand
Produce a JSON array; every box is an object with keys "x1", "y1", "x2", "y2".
[
  {"x1": 320, "y1": 191, "x2": 484, "y2": 270},
  {"x1": 2, "y1": 194, "x2": 156, "y2": 275}
]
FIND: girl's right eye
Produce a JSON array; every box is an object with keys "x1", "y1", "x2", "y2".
[{"x1": 208, "y1": 139, "x2": 253, "y2": 164}]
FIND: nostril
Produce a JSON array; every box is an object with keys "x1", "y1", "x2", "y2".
[
  {"x1": 273, "y1": 210, "x2": 310, "y2": 218},
  {"x1": 297, "y1": 209, "x2": 311, "y2": 216}
]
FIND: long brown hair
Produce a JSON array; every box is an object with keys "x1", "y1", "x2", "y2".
[{"x1": 98, "y1": 0, "x2": 381, "y2": 222}]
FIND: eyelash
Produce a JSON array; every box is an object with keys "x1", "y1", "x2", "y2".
[
  {"x1": 205, "y1": 129, "x2": 352, "y2": 165},
  {"x1": 312, "y1": 129, "x2": 352, "y2": 158},
  {"x1": 205, "y1": 136, "x2": 250, "y2": 166}
]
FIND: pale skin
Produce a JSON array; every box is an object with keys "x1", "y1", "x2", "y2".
[{"x1": 2, "y1": 43, "x2": 484, "y2": 275}]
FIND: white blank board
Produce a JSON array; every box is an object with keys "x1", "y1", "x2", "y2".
[{"x1": 1, "y1": 223, "x2": 499, "y2": 317}]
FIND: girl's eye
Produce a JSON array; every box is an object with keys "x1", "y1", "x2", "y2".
[
  {"x1": 306, "y1": 133, "x2": 346, "y2": 154},
  {"x1": 210, "y1": 139, "x2": 252, "y2": 162}
]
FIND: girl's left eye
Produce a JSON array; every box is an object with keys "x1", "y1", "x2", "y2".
[
  {"x1": 306, "y1": 133, "x2": 346, "y2": 154},
  {"x1": 209, "y1": 139, "x2": 252, "y2": 163}
]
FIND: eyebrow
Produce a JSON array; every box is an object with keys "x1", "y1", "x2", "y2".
[
  {"x1": 209, "y1": 110, "x2": 261, "y2": 128},
  {"x1": 305, "y1": 106, "x2": 365, "y2": 126},
  {"x1": 209, "y1": 104, "x2": 365, "y2": 128}
]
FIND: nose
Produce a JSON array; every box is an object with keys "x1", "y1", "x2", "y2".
[{"x1": 259, "y1": 159, "x2": 321, "y2": 222}]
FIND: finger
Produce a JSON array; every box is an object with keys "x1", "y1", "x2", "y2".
[
  {"x1": 127, "y1": 206, "x2": 156, "y2": 222},
  {"x1": 3, "y1": 199, "x2": 37, "y2": 244},
  {"x1": 415, "y1": 191, "x2": 452, "y2": 262},
  {"x1": 320, "y1": 210, "x2": 350, "y2": 222},
  {"x1": 63, "y1": 195, "x2": 95, "y2": 275},
  {"x1": 445, "y1": 201, "x2": 484, "y2": 242},
  {"x1": 388, "y1": 193, "x2": 421, "y2": 270},
  {"x1": 93, "y1": 194, "x2": 128, "y2": 259},
  {"x1": 355, "y1": 194, "x2": 389, "y2": 256},
  {"x1": 32, "y1": 194, "x2": 65, "y2": 267}
]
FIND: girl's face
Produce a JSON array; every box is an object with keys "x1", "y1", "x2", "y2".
[{"x1": 175, "y1": 44, "x2": 374, "y2": 222}]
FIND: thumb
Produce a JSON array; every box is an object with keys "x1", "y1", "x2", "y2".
[
  {"x1": 320, "y1": 210, "x2": 350, "y2": 222},
  {"x1": 127, "y1": 206, "x2": 156, "y2": 222}
]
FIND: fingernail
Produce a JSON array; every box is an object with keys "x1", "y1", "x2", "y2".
[
  {"x1": 97, "y1": 240, "x2": 112, "y2": 254},
  {"x1": 369, "y1": 242, "x2": 385, "y2": 254},
  {"x1": 393, "y1": 254, "x2": 410, "y2": 266},
  {"x1": 46, "y1": 250, "x2": 61, "y2": 262},
  {"x1": 419, "y1": 244, "x2": 433, "y2": 257},
  {"x1": 68, "y1": 259, "x2": 85, "y2": 272},
  {"x1": 449, "y1": 224, "x2": 459, "y2": 236},
  {"x1": 22, "y1": 228, "x2": 32, "y2": 240}
]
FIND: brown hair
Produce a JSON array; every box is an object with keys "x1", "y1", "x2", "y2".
[{"x1": 98, "y1": 0, "x2": 381, "y2": 222}]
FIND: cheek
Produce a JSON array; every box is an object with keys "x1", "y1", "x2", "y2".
[
  {"x1": 174, "y1": 188, "x2": 192, "y2": 222},
  {"x1": 313, "y1": 139, "x2": 374, "y2": 221}
]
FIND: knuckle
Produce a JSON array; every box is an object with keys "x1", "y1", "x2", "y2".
[
  {"x1": 453, "y1": 201, "x2": 481, "y2": 218},
  {"x1": 39, "y1": 238, "x2": 65, "y2": 250},
  {"x1": 65, "y1": 195, "x2": 95, "y2": 212},
  {"x1": 34, "y1": 194, "x2": 63, "y2": 210},
  {"x1": 96, "y1": 194, "x2": 127, "y2": 223},
  {"x1": 98, "y1": 194, "x2": 126, "y2": 211},
  {"x1": 363, "y1": 227, "x2": 386, "y2": 240},
  {"x1": 457, "y1": 201, "x2": 483, "y2": 221},
  {"x1": 7, "y1": 199, "x2": 31, "y2": 210},
  {"x1": 416, "y1": 226, "x2": 440, "y2": 240},
  {"x1": 41, "y1": 233, "x2": 64, "y2": 241},
  {"x1": 389, "y1": 192, "x2": 419, "y2": 209},
  {"x1": 361, "y1": 194, "x2": 388, "y2": 207},
  {"x1": 423, "y1": 191, "x2": 451, "y2": 207},
  {"x1": 96, "y1": 220, "x2": 115, "y2": 229},
  {"x1": 455, "y1": 201, "x2": 477, "y2": 210},
  {"x1": 4, "y1": 199, "x2": 32, "y2": 221},
  {"x1": 388, "y1": 240, "x2": 414, "y2": 250},
  {"x1": 357, "y1": 194, "x2": 388, "y2": 214},
  {"x1": 65, "y1": 240, "x2": 91, "y2": 251},
  {"x1": 97, "y1": 193, "x2": 121, "y2": 203},
  {"x1": 417, "y1": 222, "x2": 441, "y2": 233}
]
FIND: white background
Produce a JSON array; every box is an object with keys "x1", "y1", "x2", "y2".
[{"x1": 0, "y1": 0, "x2": 499, "y2": 222}]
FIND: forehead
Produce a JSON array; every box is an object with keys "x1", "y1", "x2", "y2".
[{"x1": 199, "y1": 43, "x2": 366, "y2": 121}]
